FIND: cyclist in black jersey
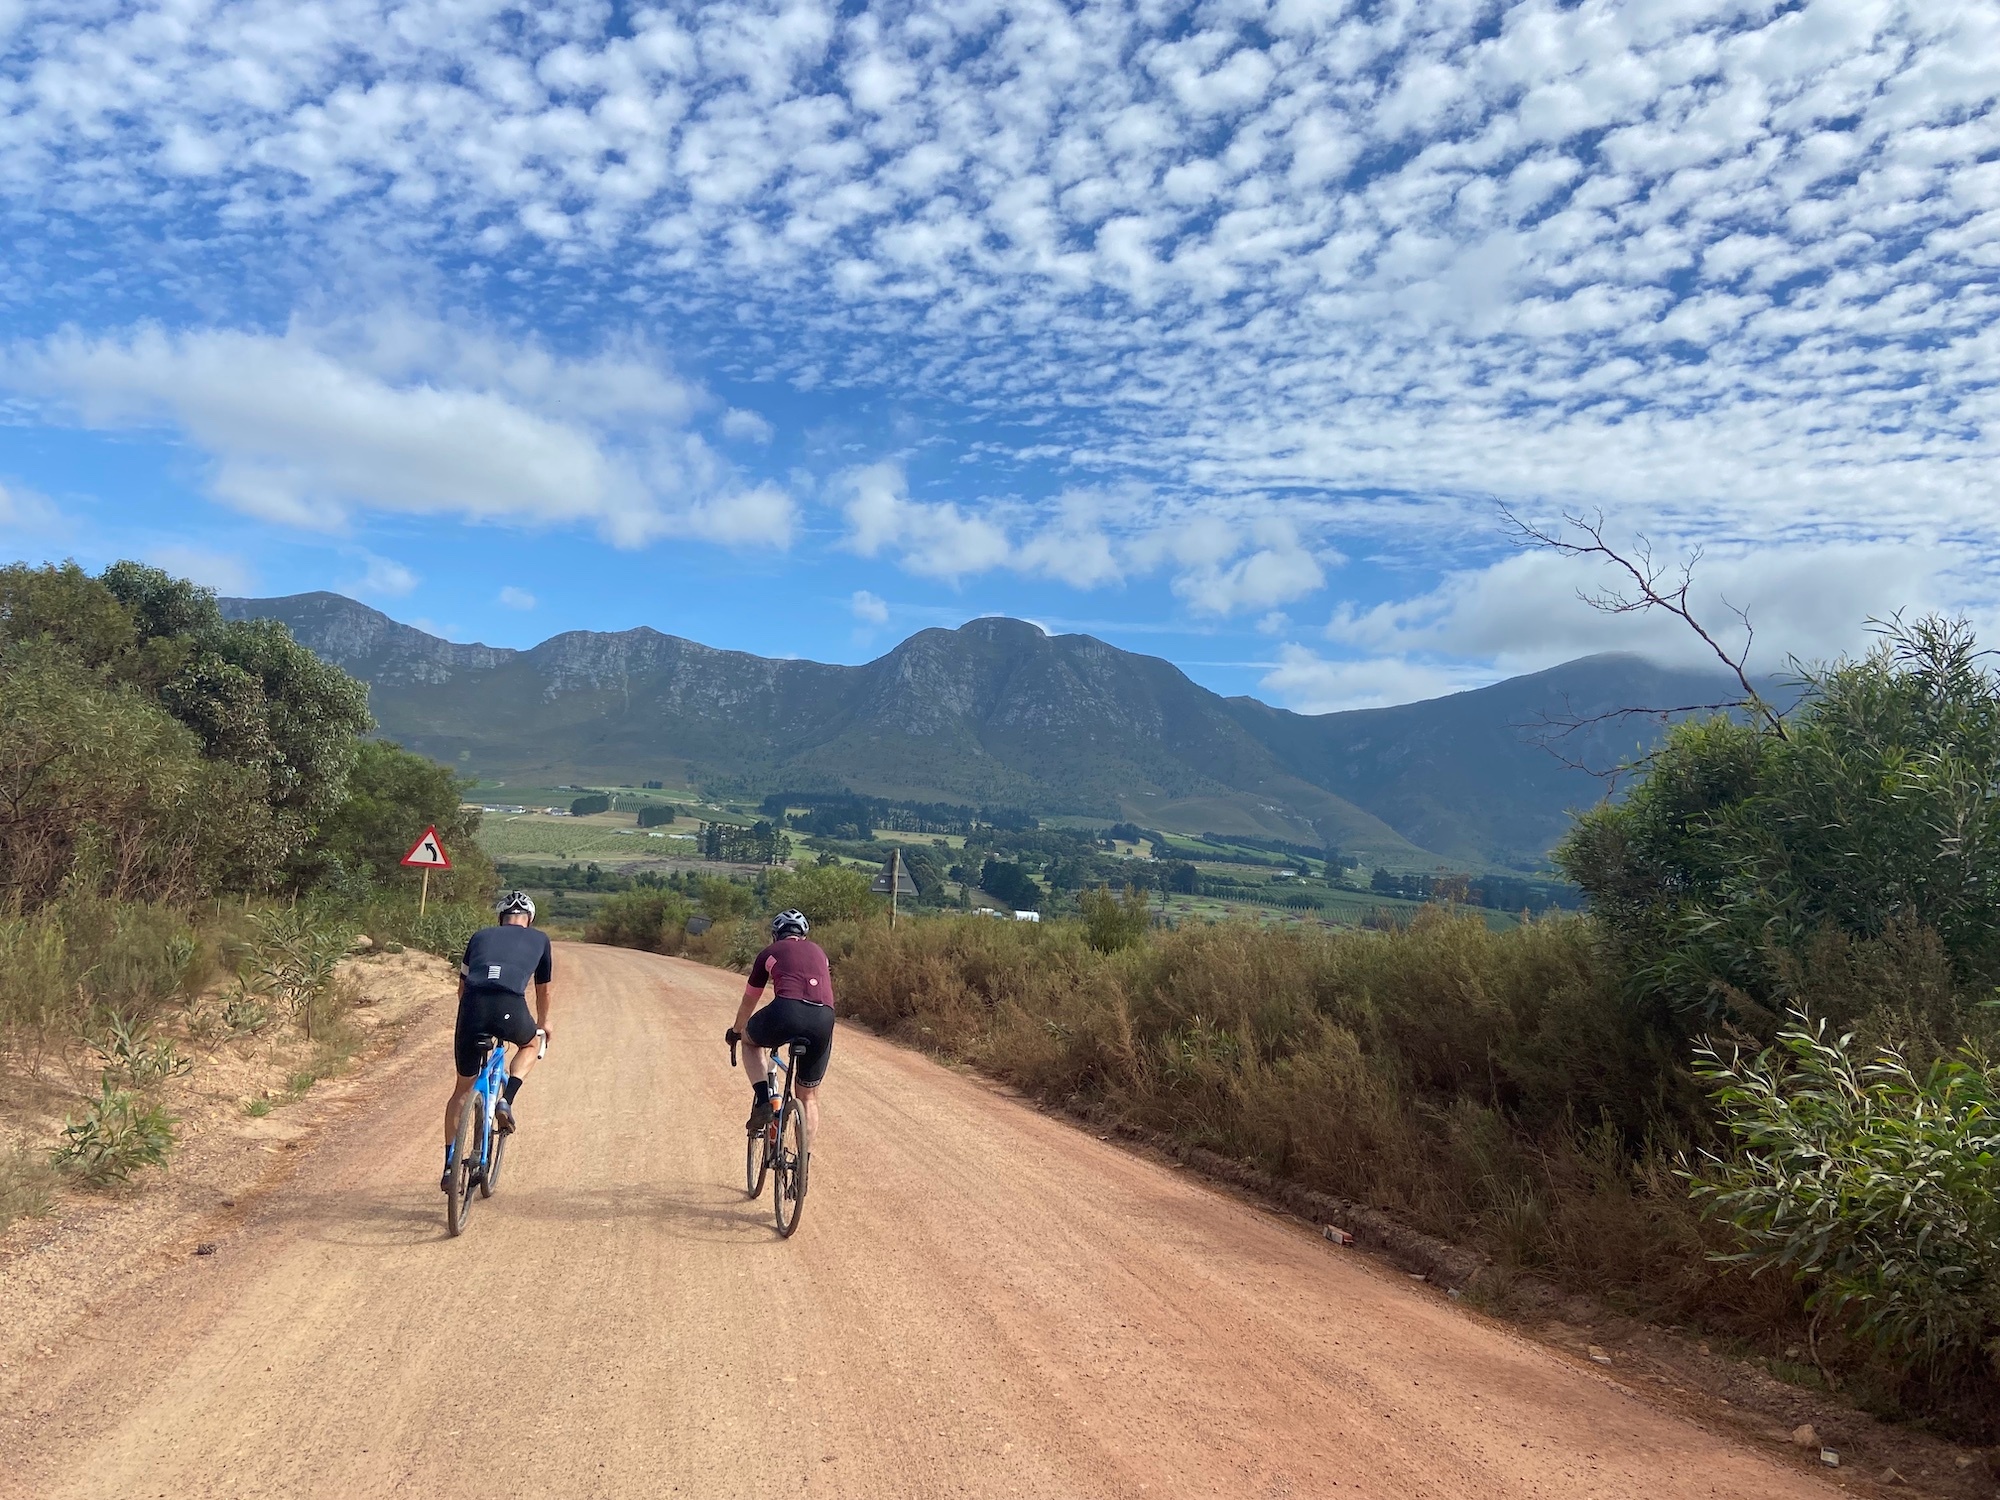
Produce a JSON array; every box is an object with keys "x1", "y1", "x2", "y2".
[{"x1": 440, "y1": 891, "x2": 555, "y2": 1192}]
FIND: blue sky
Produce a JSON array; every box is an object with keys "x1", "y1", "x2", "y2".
[{"x1": 1, "y1": 0, "x2": 1995, "y2": 710}]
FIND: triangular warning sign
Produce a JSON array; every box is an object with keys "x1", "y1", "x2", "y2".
[{"x1": 400, "y1": 825, "x2": 452, "y2": 869}]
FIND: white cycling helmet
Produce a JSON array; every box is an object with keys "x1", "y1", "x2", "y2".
[
  {"x1": 495, "y1": 890, "x2": 537, "y2": 921},
  {"x1": 770, "y1": 908, "x2": 810, "y2": 938}
]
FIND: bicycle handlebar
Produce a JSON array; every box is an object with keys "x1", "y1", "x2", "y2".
[{"x1": 536, "y1": 1030, "x2": 549, "y2": 1060}]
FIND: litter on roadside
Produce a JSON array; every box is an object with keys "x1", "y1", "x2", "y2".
[
  {"x1": 1820, "y1": 1449, "x2": 1840, "y2": 1468},
  {"x1": 1322, "y1": 1225, "x2": 1354, "y2": 1246}
]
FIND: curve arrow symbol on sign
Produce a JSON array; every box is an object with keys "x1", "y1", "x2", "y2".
[{"x1": 400, "y1": 826, "x2": 452, "y2": 869}]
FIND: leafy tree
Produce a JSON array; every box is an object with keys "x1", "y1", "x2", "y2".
[
  {"x1": 698, "y1": 876, "x2": 756, "y2": 919},
  {"x1": 0, "y1": 643, "x2": 269, "y2": 906},
  {"x1": 317, "y1": 739, "x2": 490, "y2": 901},
  {"x1": 764, "y1": 863, "x2": 879, "y2": 925},
  {"x1": 979, "y1": 857, "x2": 1041, "y2": 911},
  {"x1": 1559, "y1": 617, "x2": 2000, "y2": 1040},
  {"x1": 570, "y1": 793, "x2": 611, "y2": 816},
  {"x1": 637, "y1": 804, "x2": 676, "y2": 827}
]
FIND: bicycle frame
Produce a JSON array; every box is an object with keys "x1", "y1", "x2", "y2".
[{"x1": 465, "y1": 1040, "x2": 509, "y2": 1176}]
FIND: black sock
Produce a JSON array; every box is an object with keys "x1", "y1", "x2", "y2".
[
  {"x1": 753, "y1": 1080, "x2": 772, "y2": 1105},
  {"x1": 504, "y1": 1076, "x2": 524, "y2": 1104}
]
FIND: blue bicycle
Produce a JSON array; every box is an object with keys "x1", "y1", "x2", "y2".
[{"x1": 446, "y1": 1029, "x2": 545, "y2": 1237}]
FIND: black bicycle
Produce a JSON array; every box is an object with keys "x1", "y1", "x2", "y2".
[{"x1": 730, "y1": 1033, "x2": 811, "y2": 1237}]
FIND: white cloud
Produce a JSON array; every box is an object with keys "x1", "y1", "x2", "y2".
[
  {"x1": 1260, "y1": 644, "x2": 1496, "y2": 714},
  {"x1": 148, "y1": 543, "x2": 253, "y2": 596},
  {"x1": 1173, "y1": 519, "x2": 1329, "y2": 616},
  {"x1": 4, "y1": 0, "x2": 2000, "y2": 655},
  {"x1": 8, "y1": 316, "x2": 787, "y2": 552},
  {"x1": 0, "y1": 478, "x2": 61, "y2": 534},
  {"x1": 721, "y1": 408, "x2": 775, "y2": 444},
  {"x1": 1326, "y1": 540, "x2": 1962, "y2": 679},
  {"x1": 850, "y1": 589, "x2": 888, "y2": 625},
  {"x1": 838, "y1": 461, "x2": 1010, "y2": 582},
  {"x1": 347, "y1": 551, "x2": 419, "y2": 598},
  {"x1": 498, "y1": 585, "x2": 536, "y2": 610}
]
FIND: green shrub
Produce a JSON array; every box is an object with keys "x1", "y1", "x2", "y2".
[
  {"x1": 1690, "y1": 1015, "x2": 2000, "y2": 1377},
  {"x1": 359, "y1": 894, "x2": 487, "y2": 961},
  {"x1": 1079, "y1": 885, "x2": 1151, "y2": 952},
  {"x1": 92, "y1": 1013, "x2": 192, "y2": 1090},
  {"x1": 763, "y1": 863, "x2": 879, "y2": 925},
  {"x1": 585, "y1": 889, "x2": 692, "y2": 953},
  {"x1": 236, "y1": 905, "x2": 351, "y2": 1038},
  {"x1": 52, "y1": 1080, "x2": 177, "y2": 1186}
]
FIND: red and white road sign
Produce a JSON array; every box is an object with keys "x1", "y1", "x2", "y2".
[{"x1": 400, "y1": 826, "x2": 452, "y2": 869}]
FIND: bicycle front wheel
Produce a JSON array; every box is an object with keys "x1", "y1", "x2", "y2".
[
  {"x1": 446, "y1": 1097, "x2": 482, "y2": 1237},
  {"x1": 745, "y1": 1120, "x2": 770, "y2": 1198},
  {"x1": 481, "y1": 1122, "x2": 507, "y2": 1198},
  {"x1": 774, "y1": 1102, "x2": 810, "y2": 1238}
]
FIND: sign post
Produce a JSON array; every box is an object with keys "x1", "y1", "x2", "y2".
[
  {"x1": 870, "y1": 848, "x2": 918, "y2": 928},
  {"x1": 400, "y1": 825, "x2": 452, "y2": 916}
]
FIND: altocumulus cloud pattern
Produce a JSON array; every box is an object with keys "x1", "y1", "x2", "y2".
[{"x1": 2, "y1": 1, "x2": 1998, "y2": 689}]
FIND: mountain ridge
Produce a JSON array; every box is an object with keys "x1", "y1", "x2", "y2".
[{"x1": 221, "y1": 592, "x2": 1736, "y2": 870}]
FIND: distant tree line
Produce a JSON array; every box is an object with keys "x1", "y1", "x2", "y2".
[
  {"x1": 1368, "y1": 868, "x2": 1581, "y2": 913},
  {"x1": 698, "y1": 819, "x2": 790, "y2": 864}
]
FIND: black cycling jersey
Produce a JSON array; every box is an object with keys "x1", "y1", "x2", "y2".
[{"x1": 460, "y1": 924, "x2": 553, "y2": 999}]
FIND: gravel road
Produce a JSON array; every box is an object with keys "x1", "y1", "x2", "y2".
[{"x1": 9, "y1": 943, "x2": 1835, "y2": 1499}]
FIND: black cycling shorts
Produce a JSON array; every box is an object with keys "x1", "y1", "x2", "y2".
[
  {"x1": 745, "y1": 997, "x2": 835, "y2": 1087},
  {"x1": 455, "y1": 986, "x2": 540, "y2": 1077}
]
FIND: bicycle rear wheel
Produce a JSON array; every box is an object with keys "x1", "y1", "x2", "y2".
[
  {"x1": 446, "y1": 1096, "x2": 482, "y2": 1237},
  {"x1": 481, "y1": 1121, "x2": 507, "y2": 1198},
  {"x1": 745, "y1": 1121, "x2": 769, "y2": 1198},
  {"x1": 773, "y1": 1101, "x2": 809, "y2": 1238}
]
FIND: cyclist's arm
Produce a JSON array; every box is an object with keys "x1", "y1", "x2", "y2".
[
  {"x1": 534, "y1": 978, "x2": 554, "y2": 1036},
  {"x1": 732, "y1": 978, "x2": 768, "y2": 1035}
]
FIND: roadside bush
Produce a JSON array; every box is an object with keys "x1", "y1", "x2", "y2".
[
  {"x1": 763, "y1": 863, "x2": 878, "y2": 925},
  {"x1": 360, "y1": 894, "x2": 488, "y2": 962},
  {"x1": 1079, "y1": 885, "x2": 1151, "y2": 952},
  {"x1": 1691, "y1": 1016, "x2": 2000, "y2": 1380},
  {"x1": 585, "y1": 889, "x2": 692, "y2": 954},
  {"x1": 51, "y1": 1079, "x2": 177, "y2": 1186},
  {"x1": 236, "y1": 906, "x2": 351, "y2": 1039}
]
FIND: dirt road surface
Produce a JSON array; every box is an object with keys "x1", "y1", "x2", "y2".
[{"x1": 8, "y1": 944, "x2": 1836, "y2": 1499}]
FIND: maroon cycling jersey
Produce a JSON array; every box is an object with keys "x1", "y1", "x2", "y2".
[{"x1": 748, "y1": 938, "x2": 834, "y2": 1009}]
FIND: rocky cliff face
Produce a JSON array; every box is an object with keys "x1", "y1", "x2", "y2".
[{"x1": 221, "y1": 592, "x2": 1724, "y2": 868}]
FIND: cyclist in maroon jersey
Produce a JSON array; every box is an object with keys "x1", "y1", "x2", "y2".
[{"x1": 726, "y1": 909, "x2": 835, "y2": 1141}]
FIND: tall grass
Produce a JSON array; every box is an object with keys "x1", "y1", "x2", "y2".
[
  {"x1": 827, "y1": 909, "x2": 1749, "y2": 1316},
  {"x1": 0, "y1": 898, "x2": 216, "y2": 1069}
]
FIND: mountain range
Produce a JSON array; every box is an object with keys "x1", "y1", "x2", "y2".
[{"x1": 220, "y1": 592, "x2": 1747, "y2": 871}]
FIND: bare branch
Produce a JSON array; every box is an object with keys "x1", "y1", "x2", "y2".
[
  {"x1": 1511, "y1": 696, "x2": 1746, "y2": 787},
  {"x1": 1501, "y1": 506, "x2": 1787, "y2": 741}
]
